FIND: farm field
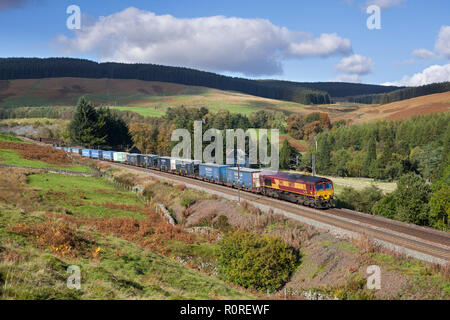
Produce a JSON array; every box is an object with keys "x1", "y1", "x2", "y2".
[{"x1": 322, "y1": 175, "x2": 398, "y2": 195}]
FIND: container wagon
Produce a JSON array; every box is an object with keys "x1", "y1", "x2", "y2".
[
  {"x1": 113, "y1": 152, "x2": 126, "y2": 163},
  {"x1": 226, "y1": 167, "x2": 261, "y2": 190},
  {"x1": 102, "y1": 151, "x2": 114, "y2": 161},
  {"x1": 82, "y1": 149, "x2": 91, "y2": 158},
  {"x1": 158, "y1": 157, "x2": 172, "y2": 171},
  {"x1": 199, "y1": 164, "x2": 231, "y2": 183},
  {"x1": 127, "y1": 154, "x2": 141, "y2": 166},
  {"x1": 91, "y1": 150, "x2": 103, "y2": 159},
  {"x1": 175, "y1": 159, "x2": 200, "y2": 176},
  {"x1": 142, "y1": 155, "x2": 159, "y2": 168}
]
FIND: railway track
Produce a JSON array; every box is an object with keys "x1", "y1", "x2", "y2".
[{"x1": 110, "y1": 161, "x2": 450, "y2": 265}]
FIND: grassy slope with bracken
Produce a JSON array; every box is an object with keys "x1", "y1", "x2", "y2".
[{"x1": 0, "y1": 165, "x2": 255, "y2": 299}]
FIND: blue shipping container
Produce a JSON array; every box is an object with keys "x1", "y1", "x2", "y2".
[
  {"x1": 102, "y1": 151, "x2": 114, "y2": 161},
  {"x1": 158, "y1": 157, "x2": 172, "y2": 171},
  {"x1": 127, "y1": 154, "x2": 140, "y2": 166},
  {"x1": 199, "y1": 164, "x2": 231, "y2": 183},
  {"x1": 175, "y1": 159, "x2": 200, "y2": 176},
  {"x1": 143, "y1": 155, "x2": 159, "y2": 167},
  {"x1": 91, "y1": 150, "x2": 102, "y2": 159},
  {"x1": 82, "y1": 149, "x2": 91, "y2": 157},
  {"x1": 226, "y1": 167, "x2": 261, "y2": 189}
]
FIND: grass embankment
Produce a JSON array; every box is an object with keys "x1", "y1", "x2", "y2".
[
  {"x1": 0, "y1": 133, "x2": 90, "y2": 173},
  {"x1": 0, "y1": 169, "x2": 255, "y2": 299}
]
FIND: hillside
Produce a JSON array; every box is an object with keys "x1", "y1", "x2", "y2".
[
  {"x1": 0, "y1": 77, "x2": 325, "y2": 117},
  {"x1": 355, "y1": 91, "x2": 450, "y2": 122},
  {"x1": 0, "y1": 57, "x2": 410, "y2": 104}
]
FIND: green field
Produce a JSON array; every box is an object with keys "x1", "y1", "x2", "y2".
[{"x1": 0, "y1": 149, "x2": 91, "y2": 173}]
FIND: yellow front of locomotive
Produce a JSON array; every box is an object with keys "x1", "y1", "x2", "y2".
[{"x1": 314, "y1": 181, "x2": 335, "y2": 202}]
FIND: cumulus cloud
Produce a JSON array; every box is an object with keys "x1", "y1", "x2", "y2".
[
  {"x1": 382, "y1": 64, "x2": 450, "y2": 86},
  {"x1": 335, "y1": 54, "x2": 375, "y2": 75},
  {"x1": 435, "y1": 26, "x2": 450, "y2": 59},
  {"x1": 412, "y1": 48, "x2": 437, "y2": 60},
  {"x1": 365, "y1": 0, "x2": 406, "y2": 9},
  {"x1": 57, "y1": 7, "x2": 352, "y2": 76}
]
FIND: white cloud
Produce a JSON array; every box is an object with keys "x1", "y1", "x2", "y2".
[
  {"x1": 435, "y1": 26, "x2": 450, "y2": 59},
  {"x1": 335, "y1": 54, "x2": 375, "y2": 75},
  {"x1": 412, "y1": 48, "x2": 437, "y2": 60},
  {"x1": 57, "y1": 7, "x2": 352, "y2": 76},
  {"x1": 365, "y1": 0, "x2": 406, "y2": 9},
  {"x1": 287, "y1": 33, "x2": 352, "y2": 58},
  {"x1": 382, "y1": 64, "x2": 450, "y2": 86},
  {"x1": 332, "y1": 74, "x2": 362, "y2": 83}
]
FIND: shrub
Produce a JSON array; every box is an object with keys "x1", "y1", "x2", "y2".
[
  {"x1": 336, "y1": 185, "x2": 383, "y2": 213},
  {"x1": 181, "y1": 196, "x2": 196, "y2": 208},
  {"x1": 217, "y1": 230, "x2": 300, "y2": 292}
]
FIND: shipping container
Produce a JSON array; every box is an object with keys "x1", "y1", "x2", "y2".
[
  {"x1": 142, "y1": 155, "x2": 159, "y2": 168},
  {"x1": 158, "y1": 157, "x2": 172, "y2": 171},
  {"x1": 137, "y1": 155, "x2": 146, "y2": 167},
  {"x1": 198, "y1": 163, "x2": 231, "y2": 183},
  {"x1": 113, "y1": 152, "x2": 126, "y2": 163},
  {"x1": 175, "y1": 159, "x2": 200, "y2": 176},
  {"x1": 226, "y1": 167, "x2": 261, "y2": 189},
  {"x1": 127, "y1": 153, "x2": 141, "y2": 166},
  {"x1": 81, "y1": 149, "x2": 91, "y2": 158},
  {"x1": 91, "y1": 150, "x2": 103, "y2": 159},
  {"x1": 102, "y1": 151, "x2": 114, "y2": 161}
]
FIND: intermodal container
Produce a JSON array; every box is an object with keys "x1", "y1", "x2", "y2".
[
  {"x1": 226, "y1": 167, "x2": 261, "y2": 189},
  {"x1": 102, "y1": 151, "x2": 114, "y2": 161},
  {"x1": 198, "y1": 164, "x2": 231, "y2": 183},
  {"x1": 91, "y1": 150, "x2": 103, "y2": 159},
  {"x1": 175, "y1": 159, "x2": 200, "y2": 176},
  {"x1": 158, "y1": 157, "x2": 172, "y2": 171},
  {"x1": 82, "y1": 149, "x2": 91, "y2": 158},
  {"x1": 113, "y1": 152, "x2": 126, "y2": 163},
  {"x1": 143, "y1": 155, "x2": 159, "y2": 168},
  {"x1": 127, "y1": 153, "x2": 140, "y2": 166}
]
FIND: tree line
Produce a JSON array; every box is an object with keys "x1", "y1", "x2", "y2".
[
  {"x1": 309, "y1": 112, "x2": 449, "y2": 231},
  {"x1": 348, "y1": 82, "x2": 450, "y2": 104}
]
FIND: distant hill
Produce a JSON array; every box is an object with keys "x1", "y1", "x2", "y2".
[
  {"x1": 348, "y1": 82, "x2": 450, "y2": 104},
  {"x1": 355, "y1": 91, "x2": 450, "y2": 122},
  {"x1": 0, "y1": 58, "x2": 331, "y2": 105},
  {"x1": 259, "y1": 80, "x2": 402, "y2": 98},
  {"x1": 0, "y1": 57, "x2": 406, "y2": 104}
]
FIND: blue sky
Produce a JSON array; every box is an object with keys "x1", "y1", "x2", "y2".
[{"x1": 1, "y1": 0, "x2": 449, "y2": 85}]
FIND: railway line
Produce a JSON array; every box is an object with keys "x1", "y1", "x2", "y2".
[{"x1": 109, "y1": 161, "x2": 450, "y2": 265}]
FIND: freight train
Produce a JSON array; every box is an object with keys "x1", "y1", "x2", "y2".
[{"x1": 56, "y1": 147, "x2": 335, "y2": 209}]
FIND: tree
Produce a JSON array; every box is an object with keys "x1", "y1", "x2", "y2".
[
  {"x1": 316, "y1": 134, "x2": 331, "y2": 174},
  {"x1": 362, "y1": 135, "x2": 377, "y2": 177},
  {"x1": 286, "y1": 114, "x2": 305, "y2": 140},
  {"x1": 395, "y1": 173, "x2": 431, "y2": 225},
  {"x1": 68, "y1": 97, "x2": 132, "y2": 149},
  {"x1": 68, "y1": 97, "x2": 104, "y2": 147}
]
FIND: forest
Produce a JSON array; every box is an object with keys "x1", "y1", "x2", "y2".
[{"x1": 310, "y1": 112, "x2": 449, "y2": 231}]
